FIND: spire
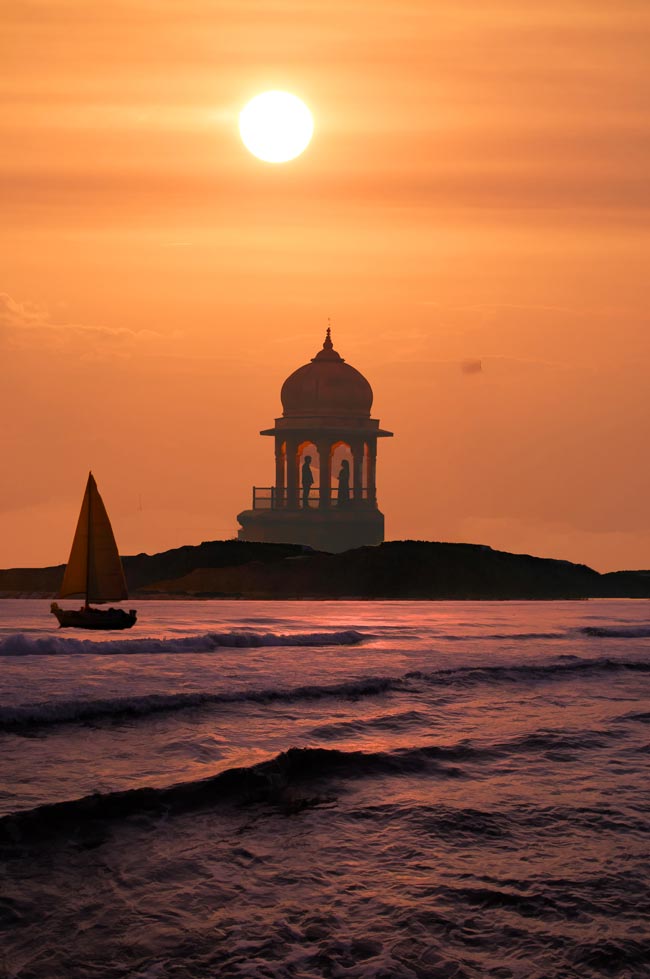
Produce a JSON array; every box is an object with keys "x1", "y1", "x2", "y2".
[{"x1": 313, "y1": 321, "x2": 343, "y2": 362}]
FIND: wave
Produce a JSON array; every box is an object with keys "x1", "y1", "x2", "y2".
[
  {"x1": 2, "y1": 624, "x2": 647, "y2": 658},
  {"x1": 309, "y1": 717, "x2": 616, "y2": 757},
  {"x1": 0, "y1": 744, "x2": 467, "y2": 843},
  {"x1": 4, "y1": 723, "x2": 646, "y2": 843},
  {"x1": 613, "y1": 710, "x2": 650, "y2": 725},
  {"x1": 580, "y1": 625, "x2": 650, "y2": 639},
  {"x1": 406, "y1": 656, "x2": 650, "y2": 687},
  {"x1": 438, "y1": 631, "x2": 567, "y2": 641},
  {"x1": 440, "y1": 627, "x2": 650, "y2": 641},
  {"x1": 388, "y1": 659, "x2": 650, "y2": 711},
  {"x1": 0, "y1": 629, "x2": 364, "y2": 657},
  {"x1": 493, "y1": 727, "x2": 614, "y2": 755},
  {"x1": 0, "y1": 675, "x2": 401, "y2": 732},
  {"x1": 3, "y1": 656, "x2": 649, "y2": 734},
  {"x1": 309, "y1": 709, "x2": 426, "y2": 740}
]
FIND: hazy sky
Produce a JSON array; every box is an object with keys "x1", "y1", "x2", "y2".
[{"x1": 2, "y1": 0, "x2": 649, "y2": 571}]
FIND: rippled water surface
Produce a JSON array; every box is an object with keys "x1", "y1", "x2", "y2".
[{"x1": 1, "y1": 599, "x2": 649, "y2": 978}]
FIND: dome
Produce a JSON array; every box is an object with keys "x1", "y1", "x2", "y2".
[{"x1": 281, "y1": 330, "x2": 373, "y2": 418}]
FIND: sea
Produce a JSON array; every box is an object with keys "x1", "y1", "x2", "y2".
[{"x1": 0, "y1": 598, "x2": 649, "y2": 979}]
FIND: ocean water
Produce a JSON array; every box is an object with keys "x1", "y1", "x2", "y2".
[{"x1": 0, "y1": 598, "x2": 649, "y2": 979}]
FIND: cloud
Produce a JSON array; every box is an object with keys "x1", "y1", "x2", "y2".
[
  {"x1": 0, "y1": 292, "x2": 167, "y2": 354},
  {"x1": 0, "y1": 293, "x2": 45, "y2": 331}
]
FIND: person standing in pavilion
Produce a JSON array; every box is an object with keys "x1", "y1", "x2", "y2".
[
  {"x1": 301, "y1": 454, "x2": 314, "y2": 508},
  {"x1": 337, "y1": 458, "x2": 350, "y2": 506}
]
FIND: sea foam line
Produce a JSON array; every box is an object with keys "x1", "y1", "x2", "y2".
[{"x1": 0, "y1": 629, "x2": 364, "y2": 657}]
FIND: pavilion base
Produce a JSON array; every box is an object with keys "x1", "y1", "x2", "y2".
[{"x1": 237, "y1": 506, "x2": 385, "y2": 553}]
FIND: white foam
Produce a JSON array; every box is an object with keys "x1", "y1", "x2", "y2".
[{"x1": 0, "y1": 629, "x2": 364, "y2": 657}]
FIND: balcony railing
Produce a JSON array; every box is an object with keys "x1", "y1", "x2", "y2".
[
  {"x1": 252, "y1": 486, "x2": 371, "y2": 510},
  {"x1": 251, "y1": 486, "x2": 278, "y2": 509}
]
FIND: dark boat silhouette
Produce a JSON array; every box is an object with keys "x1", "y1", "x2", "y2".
[{"x1": 50, "y1": 472, "x2": 137, "y2": 630}]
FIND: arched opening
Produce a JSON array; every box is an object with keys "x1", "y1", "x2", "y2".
[
  {"x1": 331, "y1": 441, "x2": 353, "y2": 507},
  {"x1": 298, "y1": 441, "x2": 319, "y2": 508}
]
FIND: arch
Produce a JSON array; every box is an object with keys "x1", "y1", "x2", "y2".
[
  {"x1": 330, "y1": 440, "x2": 353, "y2": 471},
  {"x1": 330, "y1": 440, "x2": 354, "y2": 507},
  {"x1": 297, "y1": 440, "x2": 319, "y2": 508}
]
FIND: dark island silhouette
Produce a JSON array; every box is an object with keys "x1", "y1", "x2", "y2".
[
  {"x1": 7, "y1": 335, "x2": 646, "y2": 603},
  {"x1": 1, "y1": 539, "x2": 648, "y2": 600}
]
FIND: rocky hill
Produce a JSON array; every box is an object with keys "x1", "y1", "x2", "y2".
[{"x1": 1, "y1": 538, "x2": 648, "y2": 600}]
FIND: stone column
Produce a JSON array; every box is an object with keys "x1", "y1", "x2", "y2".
[
  {"x1": 274, "y1": 438, "x2": 285, "y2": 507},
  {"x1": 286, "y1": 437, "x2": 299, "y2": 509},
  {"x1": 318, "y1": 440, "x2": 332, "y2": 508},
  {"x1": 367, "y1": 440, "x2": 377, "y2": 506},
  {"x1": 352, "y1": 440, "x2": 364, "y2": 503}
]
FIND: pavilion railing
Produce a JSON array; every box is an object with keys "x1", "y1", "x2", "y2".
[
  {"x1": 252, "y1": 486, "x2": 371, "y2": 510},
  {"x1": 251, "y1": 487, "x2": 277, "y2": 509}
]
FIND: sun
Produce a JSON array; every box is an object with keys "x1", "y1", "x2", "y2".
[{"x1": 239, "y1": 91, "x2": 314, "y2": 164}]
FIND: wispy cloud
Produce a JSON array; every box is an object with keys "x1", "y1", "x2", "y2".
[{"x1": 0, "y1": 292, "x2": 167, "y2": 354}]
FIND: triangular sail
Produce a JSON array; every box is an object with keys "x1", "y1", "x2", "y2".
[{"x1": 59, "y1": 473, "x2": 129, "y2": 603}]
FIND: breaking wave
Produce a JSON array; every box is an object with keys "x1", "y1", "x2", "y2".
[
  {"x1": 0, "y1": 744, "x2": 469, "y2": 842},
  {"x1": 3, "y1": 732, "x2": 647, "y2": 845},
  {"x1": 2, "y1": 623, "x2": 647, "y2": 658},
  {"x1": 0, "y1": 676, "x2": 401, "y2": 731},
  {"x1": 3, "y1": 657, "x2": 649, "y2": 734},
  {"x1": 0, "y1": 629, "x2": 364, "y2": 657}
]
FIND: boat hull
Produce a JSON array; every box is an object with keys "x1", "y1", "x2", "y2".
[{"x1": 50, "y1": 603, "x2": 137, "y2": 631}]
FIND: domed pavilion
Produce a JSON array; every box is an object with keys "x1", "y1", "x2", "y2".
[{"x1": 237, "y1": 329, "x2": 393, "y2": 552}]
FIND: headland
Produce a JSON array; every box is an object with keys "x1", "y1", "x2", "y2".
[{"x1": 1, "y1": 539, "x2": 648, "y2": 600}]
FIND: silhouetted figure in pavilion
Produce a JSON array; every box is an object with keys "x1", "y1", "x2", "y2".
[
  {"x1": 337, "y1": 459, "x2": 350, "y2": 506},
  {"x1": 302, "y1": 455, "x2": 314, "y2": 508},
  {"x1": 237, "y1": 327, "x2": 393, "y2": 550}
]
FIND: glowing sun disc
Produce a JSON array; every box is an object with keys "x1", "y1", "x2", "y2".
[{"x1": 239, "y1": 91, "x2": 314, "y2": 163}]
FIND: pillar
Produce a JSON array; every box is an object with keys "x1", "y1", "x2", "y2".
[
  {"x1": 286, "y1": 437, "x2": 299, "y2": 508},
  {"x1": 274, "y1": 438, "x2": 285, "y2": 507},
  {"x1": 318, "y1": 440, "x2": 332, "y2": 508},
  {"x1": 352, "y1": 440, "x2": 364, "y2": 503},
  {"x1": 367, "y1": 440, "x2": 377, "y2": 505}
]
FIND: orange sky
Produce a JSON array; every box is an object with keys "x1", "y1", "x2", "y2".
[{"x1": 1, "y1": 0, "x2": 649, "y2": 572}]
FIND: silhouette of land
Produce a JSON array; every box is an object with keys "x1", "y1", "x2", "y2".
[{"x1": 1, "y1": 539, "x2": 648, "y2": 600}]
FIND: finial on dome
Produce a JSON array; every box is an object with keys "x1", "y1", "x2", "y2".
[{"x1": 312, "y1": 320, "x2": 343, "y2": 362}]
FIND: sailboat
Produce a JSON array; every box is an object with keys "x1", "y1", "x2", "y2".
[{"x1": 50, "y1": 472, "x2": 137, "y2": 630}]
